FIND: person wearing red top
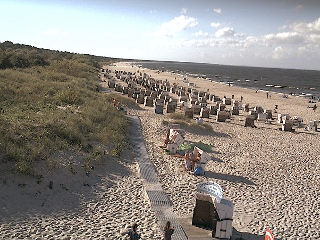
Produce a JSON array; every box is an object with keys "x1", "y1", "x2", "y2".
[{"x1": 112, "y1": 98, "x2": 117, "y2": 107}]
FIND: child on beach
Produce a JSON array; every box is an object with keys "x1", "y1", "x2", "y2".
[{"x1": 164, "y1": 221, "x2": 174, "y2": 240}]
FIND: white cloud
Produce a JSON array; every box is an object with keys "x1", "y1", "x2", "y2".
[
  {"x1": 263, "y1": 32, "x2": 305, "y2": 45},
  {"x1": 180, "y1": 38, "x2": 216, "y2": 48},
  {"x1": 193, "y1": 30, "x2": 209, "y2": 37},
  {"x1": 157, "y1": 15, "x2": 198, "y2": 37},
  {"x1": 42, "y1": 29, "x2": 69, "y2": 37},
  {"x1": 213, "y1": 8, "x2": 222, "y2": 14},
  {"x1": 294, "y1": 4, "x2": 303, "y2": 11},
  {"x1": 308, "y1": 34, "x2": 320, "y2": 45},
  {"x1": 242, "y1": 36, "x2": 259, "y2": 48},
  {"x1": 272, "y1": 46, "x2": 286, "y2": 59},
  {"x1": 181, "y1": 8, "x2": 187, "y2": 14},
  {"x1": 210, "y1": 22, "x2": 221, "y2": 28},
  {"x1": 174, "y1": 17, "x2": 320, "y2": 69},
  {"x1": 259, "y1": 18, "x2": 320, "y2": 47},
  {"x1": 289, "y1": 17, "x2": 320, "y2": 34},
  {"x1": 215, "y1": 27, "x2": 235, "y2": 38}
]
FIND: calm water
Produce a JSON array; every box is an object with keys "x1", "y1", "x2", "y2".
[{"x1": 136, "y1": 61, "x2": 320, "y2": 99}]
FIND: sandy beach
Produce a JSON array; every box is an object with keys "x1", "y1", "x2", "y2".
[
  {"x1": 1, "y1": 61, "x2": 319, "y2": 240},
  {"x1": 0, "y1": 148, "x2": 163, "y2": 239},
  {"x1": 105, "y1": 62, "x2": 320, "y2": 239}
]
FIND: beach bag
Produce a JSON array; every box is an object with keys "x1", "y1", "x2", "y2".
[{"x1": 194, "y1": 166, "x2": 205, "y2": 176}]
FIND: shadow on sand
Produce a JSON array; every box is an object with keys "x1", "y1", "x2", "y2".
[
  {"x1": 0, "y1": 154, "x2": 133, "y2": 219},
  {"x1": 179, "y1": 216, "x2": 278, "y2": 240},
  {"x1": 205, "y1": 171, "x2": 255, "y2": 186},
  {"x1": 211, "y1": 156, "x2": 224, "y2": 163},
  {"x1": 178, "y1": 122, "x2": 231, "y2": 138}
]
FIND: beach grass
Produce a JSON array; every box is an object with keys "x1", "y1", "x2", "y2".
[{"x1": 0, "y1": 42, "x2": 128, "y2": 175}]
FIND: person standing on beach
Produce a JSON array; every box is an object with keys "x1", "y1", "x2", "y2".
[
  {"x1": 128, "y1": 223, "x2": 140, "y2": 240},
  {"x1": 267, "y1": 92, "x2": 269, "y2": 99},
  {"x1": 164, "y1": 221, "x2": 174, "y2": 240},
  {"x1": 112, "y1": 98, "x2": 117, "y2": 107}
]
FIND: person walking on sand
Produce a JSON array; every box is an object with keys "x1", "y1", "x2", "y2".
[
  {"x1": 164, "y1": 221, "x2": 174, "y2": 240},
  {"x1": 313, "y1": 104, "x2": 317, "y2": 112},
  {"x1": 128, "y1": 223, "x2": 140, "y2": 240},
  {"x1": 267, "y1": 92, "x2": 269, "y2": 99}
]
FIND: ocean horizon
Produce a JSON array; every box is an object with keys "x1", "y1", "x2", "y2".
[{"x1": 136, "y1": 60, "x2": 320, "y2": 100}]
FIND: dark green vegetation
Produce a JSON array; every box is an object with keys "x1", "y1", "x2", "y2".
[{"x1": 0, "y1": 41, "x2": 128, "y2": 175}]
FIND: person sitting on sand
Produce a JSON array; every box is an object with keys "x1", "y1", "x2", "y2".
[
  {"x1": 189, "y1": 151, "x2": 196, "y2": 171},
  {"x1": 163, "y1": 129, "x2": 171, "y2": 148},
  {"x1": 196, "y1": 152, "x2": 201, "y2": 162},
  {"x1": 194, "y1": 152, "x2": 202, "y2": 169},
  {"x1": 128, "y1": 223, "x2": 140, "y2": 240},
  {"x1": 184, "y1": 150, "x2": 191, "y2": 171},
  {"x1": 190, "y1": 150, "x2": 201, "y2": 171},
  {"x1": 164, "y1": 221, "x2": 174, "y2": 240}
]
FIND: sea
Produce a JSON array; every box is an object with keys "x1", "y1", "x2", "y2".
[{"x1": 135, "y1": 61, "x2": 320, "y2": 100}]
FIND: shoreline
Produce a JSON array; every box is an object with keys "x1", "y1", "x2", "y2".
[{"x1": 131, "y1": 61, "x2": 320, "y2": 100}]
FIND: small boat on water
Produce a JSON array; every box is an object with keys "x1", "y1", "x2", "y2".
[
  {"x1": 266, "y1": 84, "x2": 274, "y2": 87},
  {"x1": 274, "y1": 85, "x2": 286, "y2": 88},
  {"x1": 245, "y1": 79, "x2": 250, "y2": 82}
]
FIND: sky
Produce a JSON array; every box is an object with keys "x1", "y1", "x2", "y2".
[{"x1": 0, "y1": 0, "x2": 320, "y2": 70}]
